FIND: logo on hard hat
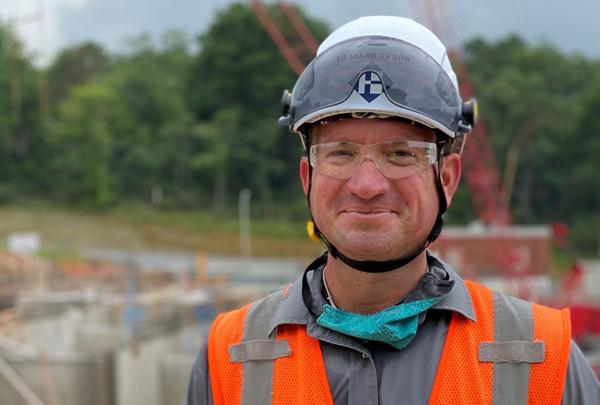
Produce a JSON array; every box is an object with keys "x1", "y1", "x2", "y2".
[{"x1": 354, "y1": 71, "x2": 384, "y2": 103}]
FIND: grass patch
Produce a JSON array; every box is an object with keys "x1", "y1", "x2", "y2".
[{"x1": 0, "y1": 204, "x2": 321, "y2": 258}]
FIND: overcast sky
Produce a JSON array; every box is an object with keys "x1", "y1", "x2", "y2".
[{"x1": 1, "y1": 0, "x2": 599, "y2": 66}]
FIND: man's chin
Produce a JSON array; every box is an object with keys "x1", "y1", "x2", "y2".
[{"x1": 335, "y1": 218, "x2": 397, "y2": 236}]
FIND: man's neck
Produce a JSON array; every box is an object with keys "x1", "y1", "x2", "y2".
[{"x1": 323, "y1": 252, "x2": 428, "y2": 314}]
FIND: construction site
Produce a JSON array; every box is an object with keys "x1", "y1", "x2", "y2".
[
  {"x1": 0, "y1": 245, "x2": 307, "y2": 405},
  {"x1": 1, "y1": 224, "x2": 599, "y2": 405},
  {"x1": 1, "y1": 0, "x2": 599, "y2": 404}
]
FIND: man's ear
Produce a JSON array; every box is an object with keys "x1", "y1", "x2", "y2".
[
  {"x1": 440, "y1": 153, "x2": 461, "y2": 207},
  {"x1": 300, "y1": 156, "x2": 310, "y2": 196}
]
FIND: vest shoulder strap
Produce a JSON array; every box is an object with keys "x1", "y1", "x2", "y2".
[
  {"x1": 207, "y1": 302, "x2": 250, "y2": 405},
  {"x1": 208, "y1": 287, "x2": 333, "y2": 405},
  {"x1": 429, "y1": 280, "x2": 571, "y2": 405}
]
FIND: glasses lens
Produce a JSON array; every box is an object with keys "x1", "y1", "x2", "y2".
[
  {"x1": 310, "y1": 141, "x2": 436, "y2": 180},
  {"x1": 309, "y1": 142, "x2": 359, "y2": 179}
]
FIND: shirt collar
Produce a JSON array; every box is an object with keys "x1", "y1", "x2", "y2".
[
  {"x1": 269, "y1": 272, "x2": 312, "y2": 335},
  {"x1": 269, "y1": 250, "x2": 476, "y2": 335},
  {"x1": 427, "y1": 252, "x2": 476, "y2": 321}
]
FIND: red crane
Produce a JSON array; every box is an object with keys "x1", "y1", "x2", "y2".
[{"x1": 249, "y1": 0, "x2": 316, "y2": 75}]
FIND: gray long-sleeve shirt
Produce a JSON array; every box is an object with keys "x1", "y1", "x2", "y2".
[{"x1": 187, "y1": 254, "x2": 600, "y2": 405}]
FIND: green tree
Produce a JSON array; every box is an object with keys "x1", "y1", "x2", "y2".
[
  {"x1": 49, "y1": 83, "x2": 130, "y2": 208},
  {"x1": 0, "y1": 23, "x2": 48, "y2": 200},
  {"x1": 186, "y1": 3, "x2": 329, "y2": 213},
  {"x1": 48, "y1": 42, "x2": 109, "y2": 109},
  {"x1": 189, "y1": 109, "x2": 239, "y2": 211},
  {"x1": 569, "y1": 70, "x2": 600, "y2": 254},
  {"x1": 464, "y1": 36, "x2": 600, "y2": 254},
  {"x1": 104, "y1": 31, "x2": 196, "y2": 205}
]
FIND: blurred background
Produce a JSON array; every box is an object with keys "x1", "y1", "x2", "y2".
[{"x1": 0, "y1": 0, "x2": 599, "y2": 404}]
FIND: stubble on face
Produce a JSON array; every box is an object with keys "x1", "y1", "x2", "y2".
[{"x1": 314, "y1": 171, "x2": 436, "y2": 260}]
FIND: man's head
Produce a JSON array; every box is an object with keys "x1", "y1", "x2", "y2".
[{"x1": 279, "y1": 16, "x2": 475, "y2": 272}]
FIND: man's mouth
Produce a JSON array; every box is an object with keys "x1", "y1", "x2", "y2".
[{"x1": 340, "y1": 208, "x2": 396, "y2": 217}]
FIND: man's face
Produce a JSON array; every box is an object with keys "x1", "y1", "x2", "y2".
[{"x1": 300, "y1": 118, "x2": 461, "y2": 261}]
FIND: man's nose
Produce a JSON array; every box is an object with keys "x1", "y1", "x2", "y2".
[{"x1": 346, "y1": 159, "x2": 390, "y2": 199}]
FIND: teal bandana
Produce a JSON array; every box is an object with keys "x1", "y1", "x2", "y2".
[{"x1": 316, "y1": 296, "x2": 445, "y2": 350}]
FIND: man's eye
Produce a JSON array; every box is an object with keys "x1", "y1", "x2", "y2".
[
  {"x1": 387, "y1": 148, "x2": 414, "y2": 158},
  {"x1": 386, "y1": 148, "x2": 417, "y2": 164},
  {"x1": 324, "y1": 148, "x2": 356, "y2": 160},
  {"x1": 389, "y1": 148, "x2": 413, "y2": 157}
]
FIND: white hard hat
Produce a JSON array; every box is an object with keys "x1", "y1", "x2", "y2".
[{"x1": 280, "y1": 16, "x2": 475, "y2": 139}]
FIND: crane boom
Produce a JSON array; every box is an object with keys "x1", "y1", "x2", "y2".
[{"x1": 250, "y1": 0, "x2": 306, "y2": 75}]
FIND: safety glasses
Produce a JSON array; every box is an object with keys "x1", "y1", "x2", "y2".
[{"x1": 309, "y1": 140, "x2": 437, "y2": 180}]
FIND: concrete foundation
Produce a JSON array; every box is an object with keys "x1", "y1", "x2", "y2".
[{"x1": 0, "y1": 352, "x2": 113, "y2": 405}]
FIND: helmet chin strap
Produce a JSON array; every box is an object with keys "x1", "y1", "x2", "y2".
[{"x1": 306, "y1": 144, "x2": 447, "y2": 274}]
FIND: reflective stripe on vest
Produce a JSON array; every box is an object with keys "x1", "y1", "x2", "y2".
[
  {"x1": 208, "y1": 281, "x2": 571, "y2": 405},
  {"x1": 429, "y1": 281, "x2": 571, "y2": 405},
  {"x1": 208, "y1": 288, "x2": 333, "y2": 405}
]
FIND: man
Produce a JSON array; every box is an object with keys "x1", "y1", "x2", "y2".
[{"x1": 187, "y1": 16, "x2": 599, "y2": 404}]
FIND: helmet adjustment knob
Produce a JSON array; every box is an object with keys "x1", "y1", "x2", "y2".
[
  {"x1": 462, "y1": 99, "x2": 478, "y2": 127},
  {"x1": 278, "y1": 89, "x2": 293, "y2": 127}
]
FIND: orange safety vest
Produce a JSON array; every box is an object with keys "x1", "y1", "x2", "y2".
[{"x1": 208, "y1": 280, "x2": 571, "y2": 405}]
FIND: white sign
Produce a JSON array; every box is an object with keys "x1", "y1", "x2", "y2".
[{"x1": 7, "y1": 232, "x2": 41, "y2": 254}]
